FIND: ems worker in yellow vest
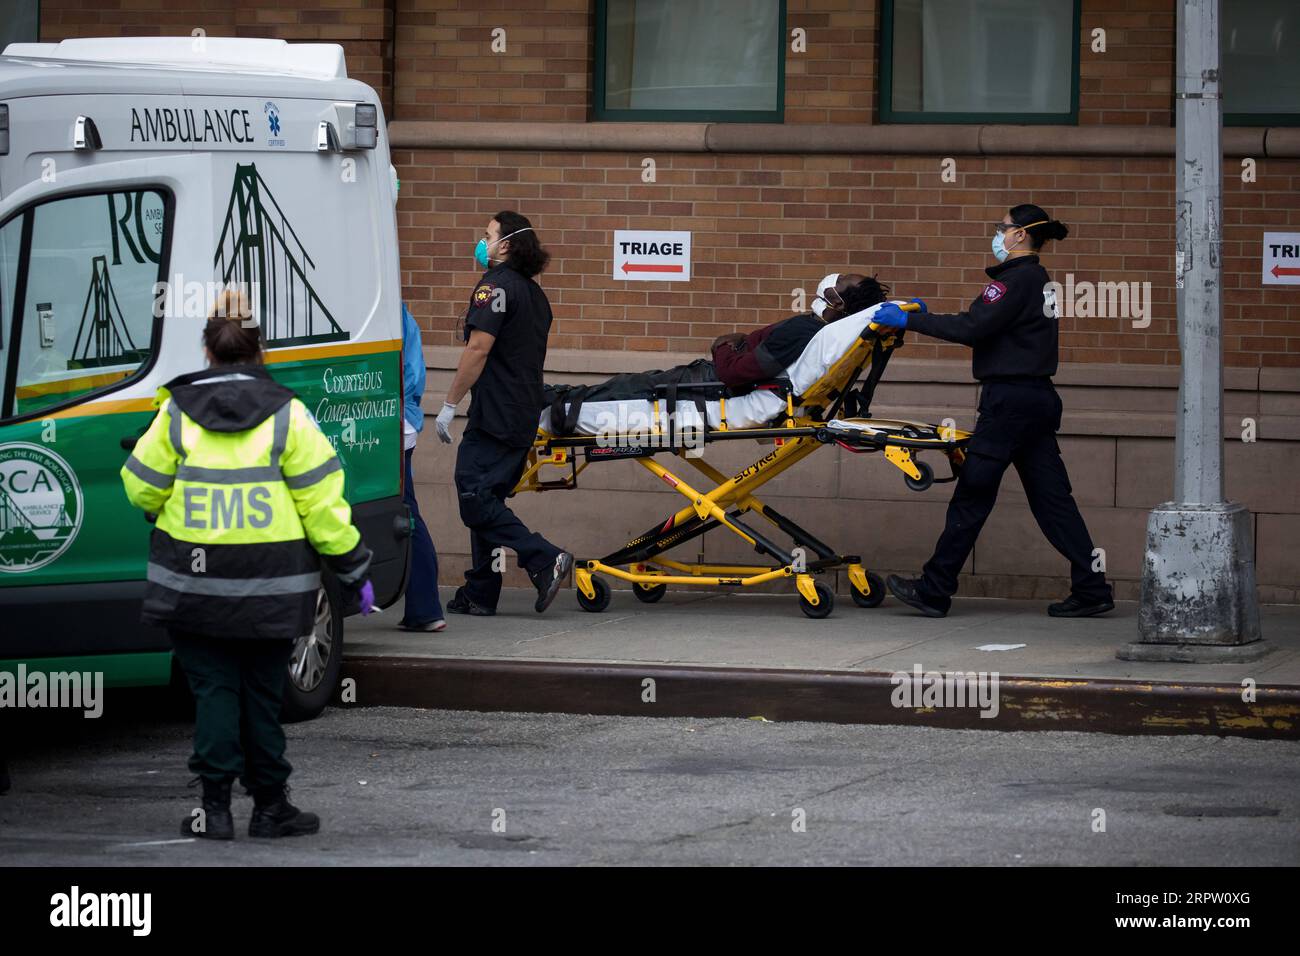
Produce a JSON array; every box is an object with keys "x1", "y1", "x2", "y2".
[{"x1": 121, "y1": 291, "x2": 373, "y2": 841}]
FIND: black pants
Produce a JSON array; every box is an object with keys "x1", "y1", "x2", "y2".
[
  {"x1": 454, "y1": 428, "x2": 562, "y2": 609},
  {"x1": 169, "y1": 630, "x2": 294, "y2": 792},
  {"x1": 919, "y1": 381, "x2": 1112, "y2": 612}
]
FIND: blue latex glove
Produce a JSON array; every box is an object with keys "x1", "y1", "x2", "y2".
[
  {"x1": 358, "y1": 580, "x2": 375, "y2": 615},
  {"x1": 874, "y1": 302, "x2": 908, "y2": 329},
  {"x1": 909, "y1": 297, "x2": 928, "y2": 313}
]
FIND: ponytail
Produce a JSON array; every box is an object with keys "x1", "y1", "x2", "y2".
[{"x1": 1009, "y1": 203, "x2": 1069, "y2": 250}]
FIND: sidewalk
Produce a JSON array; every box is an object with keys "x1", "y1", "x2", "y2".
[{"x1": 342, "y1": 588, "x2": 1300, "y2": 739}]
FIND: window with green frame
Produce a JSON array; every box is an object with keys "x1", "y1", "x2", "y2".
[
  {"x1": 880, "y1": 0, "x2": 1080, "y2": 124},
  {"x1": 593, "y1": 0, "x2": 786, "y2": 123},
  {"x1": 1223, "y1": 0, "x2": 1300, "y2": 127}
]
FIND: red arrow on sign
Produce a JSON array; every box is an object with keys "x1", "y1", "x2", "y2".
[
  {"x1": 1271, "y1": 264, "x2": 1300, "y2": 278},
  {"x1": 622, "y1": 262, "x2": 683, "y2": 274}
]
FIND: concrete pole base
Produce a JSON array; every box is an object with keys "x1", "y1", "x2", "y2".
[
  {"x1": 1116, "y1": 639, "x2": 1273, "y2": 664},
  {"x1": 1125, "y1": 501, "x2": 1264, "y2": 662}
]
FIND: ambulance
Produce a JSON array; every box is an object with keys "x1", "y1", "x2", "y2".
[{"x1": 0, "y1": 38, "x2": 410, "y2": 719}]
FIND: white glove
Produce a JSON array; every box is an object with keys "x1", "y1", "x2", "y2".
[{"x1": 435, "y1": 402, "x2": 457, "y2": 443}]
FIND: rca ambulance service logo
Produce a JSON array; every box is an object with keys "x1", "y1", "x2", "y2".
[
  {"x1": 0, "y1": 443, "x2": 83, "y2": 574},
  {"x1": 473, "y1": 283, "x2": 496, "y2": 306},
  {"x1": 982, "y1": 281, "x2": 1007, "y2": 304}
]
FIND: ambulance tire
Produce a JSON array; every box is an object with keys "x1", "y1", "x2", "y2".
[
  {"x1": 577, "y1": 576, "x2": 612, "y2": 613},
  {"x1": 282, "y1": 574, "x2": 344, "y2": 723}
]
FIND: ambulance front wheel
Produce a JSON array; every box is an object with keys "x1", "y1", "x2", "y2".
[
  {"x1": 851, "y1": 573, "x2": 886, "y2": 609},
  {"x1": 904, "y1": 460, "x2": 934, "y2": 492},
  {"x1": 798, "y1": 582, "x2": 835, "y2": 619},
  {"x1": 577, "y1": 576, "x2": 612, "y2": 612},
  {"x1": 283, "y1": 575, "x2": 343, "y2": 723}
]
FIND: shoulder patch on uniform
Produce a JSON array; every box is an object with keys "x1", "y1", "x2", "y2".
[
  {"x1": 473, "y1": 283, "x2": 496, "y2": 305},
  {"x1": 982, "y1": 281, "x2": 1007, "y2": 304}
]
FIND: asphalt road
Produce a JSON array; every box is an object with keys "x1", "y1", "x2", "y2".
[{"x1": 2, "y1": 700, "x2": 1297, "y2": 866}]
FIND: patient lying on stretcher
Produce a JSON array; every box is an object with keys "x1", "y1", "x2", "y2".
[
  {"x1": 539, "y1": 272, "x2": 893, "y2": 438},
  {"x1": 709, "y1": 273, "x2": 889, "y2": 393}
]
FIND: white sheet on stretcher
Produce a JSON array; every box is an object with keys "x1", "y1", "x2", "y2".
[{"x1": 539, "y1": 300, "x2": 903, "y2": 436}]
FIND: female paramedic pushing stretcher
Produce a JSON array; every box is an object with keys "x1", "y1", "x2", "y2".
[{"x1": 875, "y1": 204, "x2": 1114, "y2": 619}]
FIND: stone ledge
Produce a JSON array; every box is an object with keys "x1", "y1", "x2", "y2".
[{"x1": 390, "y1": 121, "x2": 1296, "y2": 158}]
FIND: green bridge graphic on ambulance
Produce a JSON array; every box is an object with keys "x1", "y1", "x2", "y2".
[
  {"x1": 0, "y1": 443, "x2": 84, "y2": 574},
  {"x1": 214, "y1": 163, "x2": 348, "y2": 348}
]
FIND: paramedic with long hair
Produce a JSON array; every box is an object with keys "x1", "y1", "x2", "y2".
[
  {"x1": 434, "y1": 211, "x2": 572, "y2": 617},
  {"x1": 121, "y1": 291, "x2": 374, "y2": 840},
  {"x1": 876, "y1": 204, "x2": 1114, "y2": 620}
]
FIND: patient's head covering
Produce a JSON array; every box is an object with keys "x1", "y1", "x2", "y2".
[{"x1": 812, "y1": 273, "x2": 841, "y2": 318}]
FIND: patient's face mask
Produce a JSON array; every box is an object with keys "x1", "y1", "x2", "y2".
[
  {"x1": 475, "y1": 226, "x2": 533, "y2": 269},
  {"x1": 811, "y1": 273, "x2": 842, "y2": 318}
]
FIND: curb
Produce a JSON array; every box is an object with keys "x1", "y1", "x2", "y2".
[{"x1": 341, "y1": 656, "x2": 1300, "y2": 740}]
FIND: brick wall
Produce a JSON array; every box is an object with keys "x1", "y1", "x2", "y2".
[
  {"x1": 395, "y1": 149, "x2": 1300, "y2": 368},
  {"x1": 31, "y1": 0, "x2": 1191, "y2": 127},
  {"x1": 393, "y1": 0, "x2": 590, "y2": 123},
  {"x1": 38, "y1": 0, "x2": 395, "y2": 113},
  {"x1": 1079, "y1": 0, "x2": 1175, "y2": 126}
]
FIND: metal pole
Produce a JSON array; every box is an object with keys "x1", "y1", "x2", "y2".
[
  {"x1": 1172, "y1": 0, "x2": 1223, "y2": 506},
  {"x1": 1124, "y1": 0, "x2": 1264, "y2": 662}
]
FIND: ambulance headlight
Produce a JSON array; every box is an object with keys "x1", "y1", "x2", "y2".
[
  {"x1": 0, "y1": 105, "x2": 8, "y2": 156},
  {"x1": 354, "y1": 103, "x2": 377, "y2": 149}
]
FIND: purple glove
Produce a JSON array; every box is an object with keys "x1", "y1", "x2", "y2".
[
  {"x1": 909, "y1": 297, "x2": 928, "y2": 313},
  {"x1": 358, "y1": 580, "x2": 375, "y2": 615}
]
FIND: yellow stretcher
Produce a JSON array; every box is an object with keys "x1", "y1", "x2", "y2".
[{"x1": 513, "y1": 306, "x2": 971, "y2": 618}]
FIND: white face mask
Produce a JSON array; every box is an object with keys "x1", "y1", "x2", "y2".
[{"x1": 812, "y1": 273, "x2": 840, "y2": 318}]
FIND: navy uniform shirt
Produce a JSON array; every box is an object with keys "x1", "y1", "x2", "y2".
[
  {"x1": 907, "y1": 255, "x2": 1058, "y2": 381},
  {"x1": 463, "y1": 262, "x2": 554, "y2": 447}
]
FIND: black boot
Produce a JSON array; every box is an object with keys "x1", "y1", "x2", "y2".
[
  {"x1": 249, "y1": 785, "x2": 320, "y2": 838},
  {"x1": 886, "y1": 575, "x2": 948, "y2": 618},
  {"x1": 182, "y1": 778, "x2": 234, "y2": 840}
]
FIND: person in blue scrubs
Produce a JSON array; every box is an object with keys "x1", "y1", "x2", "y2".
[{"x1": 398, "y1": 302, "x2": 446, "y2": 632}]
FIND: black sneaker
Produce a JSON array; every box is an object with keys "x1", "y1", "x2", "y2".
[
  {"x1": 530, "y1": 552, "x2": 574, "y2": 613},
  {"x1": 1048, "y1": 594, "x2": 1115, "y2": 618},
  {"x1": 248, "y1": 786, "x2": 320, "y2": 839},
  {"x1": 447, "y1": 589, "x2": 495, "y2": 616},
  {"x1": 886, "y1": 575, "x2": 948, "y2": 618},
  {"x1": 181, "y1": 777, "x2": 234, "y2": 840}
]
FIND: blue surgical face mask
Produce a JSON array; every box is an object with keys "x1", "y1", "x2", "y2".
[{"x1": 992, "y1": 230, "x2": 1010, "y2": 263}]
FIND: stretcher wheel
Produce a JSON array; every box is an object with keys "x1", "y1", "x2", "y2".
[
  {"x1": 904, "y1": 460, "x2": 934, "y2": 492},
  {"x1": 633, "y1": 582, "x2": 667, "y2": 603},
  {"x1": 576, "y1": 576, "x2": 611, "y2": 613},
  {"x1": 851, "y1": 573, "x2": 886, "y2": 609},
  {"x1": 798, "y1": 582, "x2": 835, "y2": 619}
]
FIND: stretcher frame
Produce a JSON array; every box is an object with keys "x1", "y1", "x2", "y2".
[{"x1": 514, "y1": 312, "x2": 972, "y2": 617}]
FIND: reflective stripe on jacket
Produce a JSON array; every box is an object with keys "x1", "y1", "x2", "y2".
[{"x1": 121, "y1": 365, "x2": 371, "y2": 639}]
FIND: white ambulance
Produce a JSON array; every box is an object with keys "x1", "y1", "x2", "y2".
[{"x1": 0, "y1": 38, "x2": 410, "y2": 719}]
